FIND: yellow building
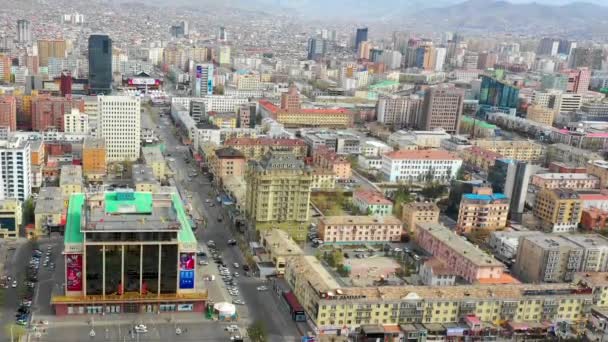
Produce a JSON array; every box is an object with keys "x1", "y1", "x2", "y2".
[
  {"x1": 588, "y1": 160, "x2": 608, "y2": 188},
  {"x1": 37, "y1": 39, "x2": 67, "y2": 66},
  {"x1": 59, "y1": 165, "x2": 83, "y2": 200},
  {"x1": 473, "y1": 139, "x2": 544, "y2": 162},
  {"x1": 132, "y1": 164, "x2": 160, "y2": 193},
  {"x1": 534, "y1": 188, "x2": 582, "y2": 233},
  {"x1": 209, "y1": 113, "x2": 238, "y2": 129},
  {"x1": 34, "y1": 187, "x2": 64, "y2": 236},
  {"x1": 141, "y1": 146, "x2": 166, "y2": 181},
  {"x1": 456, "y1": 187, "x2": 509, "y2": 234},
  {"x1": 0, "y1": 199, "x2": 22, "y2": 239},
  {"x1": 311, "y1": 168, "x2": 336, "y2": 190},
  {"x1": 82, "y1": 137, "x2": 106, "y2": 182},
  {"x1": 526, "y1": 105, "x2": 557, "y2": 126},
  {"x1": 224, "y1": 137, "x2": 307, "y2": 161},
  {"x1": 236, "y1": 73, "x2": 260, "y2": 90},
  {"x1": 285, "y1": 255, "x2": 606, "y2": 335},
  {"x1": 245, "y1": 151, "x2": 312, "y2": 241},
  {"x1": 260, "y1": 229, "x2": 303, "y2": 275},
  {"x1": 401, "y1": 201, "x2": 439, "y2": 236}
]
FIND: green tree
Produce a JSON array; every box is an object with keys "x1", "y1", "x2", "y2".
[
  {"x1": 337, "y1": 264, "x2": 350, "y2": 277},
  {"x1": 23, "y1": 197, "x2": 35, "y2": 226},
  {"x1": 455, "y1": 166, "x2": 465, "y2": 181},
  {"x1": 248, "y1": 320, "x2": 267, "y2": 342},
  {"x1": 347, "y1": 155, "x2": 359, "y2": 170},
  {"x1": 421, "y1": 182, "x2": 447, "y2": 200}
]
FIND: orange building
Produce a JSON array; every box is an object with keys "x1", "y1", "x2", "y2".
[
  {"x1": 0, "y1": 54, "x2": 10, "y2": 82},
  {"x1": 30, "y1": 140, "x2": 45, "y2": 166},
  {"x1": 312, "y1": 146, "x2": 351, "y2": 180},
  {"x1": 0, "y1": 95, "x2": 16, "y2": 131},
  {"x1": 581, "y1": 207, "x2": 608, "y2": 231},
  {"x1": 82, "y1": 137, "x2": 106, "y2": 181}
]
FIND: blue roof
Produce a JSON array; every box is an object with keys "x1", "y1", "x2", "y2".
[{"x1": 463, "y1": 193, "x2": 508, "y2": 201}]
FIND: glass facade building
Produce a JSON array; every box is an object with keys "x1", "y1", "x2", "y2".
[
  {"x1": 88, "y1": 34, "x2": 112, "y2": 94},
  {"x1": 479, "y1": 75, "x2": 520, "y2": 109}
]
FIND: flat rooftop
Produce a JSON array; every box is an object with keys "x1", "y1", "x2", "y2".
[
  {"x1": 60, "y1": 165, "x2": 83, "y2": 186},
  {"x1": 522, "y1": 234, "x2": 581, "y2": 250},
  {"x1": 34, "y1": 187, "x2": 64, "y2": 214},
  {"x1": 320, "y1": 215, "x2": 402, "y2": 226},
  {"x1": 142, "y1": 146, "x2": 164, "y2": 163},
  {"x1": 261, "y1": 229, "x2": 303, "y2": 257},
  {"x1": 535, "y1": 173, "x2": 598, "y2": 180}
]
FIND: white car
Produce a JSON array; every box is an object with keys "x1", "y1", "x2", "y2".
[
  {"x1": 134, "y1": 324, "x2": 148, "y2": 333},
  {"x1": 11, "y1": 280, "x2": 17, "y2": 288},
  {"x1": 225, "y1": 325, "x2": 239, "y2": 332},
  {"x1": 256, "y1": 286, "x2": 268, "y2": 291},
  {"x1": 233, "y1": 272, "x2": 239, "y2": 278},
  {"x1": 233, "y1": 263, "x2": 239, "y2": 269}
]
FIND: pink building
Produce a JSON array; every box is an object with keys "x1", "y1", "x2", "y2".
[
  {"x1": 0, "y1": 95, "x2": 16, "y2": 131},
  {"x1": 415, "y1": 223, "x2": 506, "y2": 283},
  {"x1": 563, "y1": 67, "x2": 591, "y2": 94},
  {"x1": 318, "y1": 215, "x2": 403, "y2": 243},
  {"x1": 531, "y1": 173, "x2": 599, "y2": 189},
  {"x1": 31, "y1": 96, "x2": 83, "y2": 132}
]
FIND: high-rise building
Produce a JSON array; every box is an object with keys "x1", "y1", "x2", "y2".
[
  {"x1": 0, "y1": 96, "x2": 16, "y2": 132},
  {"x1": 88, "y1": 34, "x2": 112, "y2": 95},
  {"x1": 0, "y1": 54, "x2": 9, "y2": 83},
  {"x1": 218, "y1": 46, "x2": 231, "y2": 66},
  {"x1": 479, "y1": 75, "x2": 520, "y2": 109},
  {"x1": 218, "y1": 26, "x2": 227, "y2": 42},
  {"x1": 534, "y1": 188, "x2": 582, "y2": 233},
  {"x1": 31, "y1": 96, "x2": 81, "y2": 132},
  {"x1": 420, "y1": 85, "x2": 464, "y2": 134},
  {"x1": 245, "y1": 151, "x2": 312, "y2": 241},
  {"x1": 477, "y1": 51, "x2": 497, "y2": 70},
  {"x1": 531, "y1": 89, "x2": 582, "y2": 113},
  {"x1": 358, "y1": 41, "x2": 372, "y2": 60},
  {"x1": 354, "y1": 27, "x2": 368, "y2": 52},
  {"x1": 280, "y1": 83, "x2": 301, "y2": 111},
  {"x1": 540, "y1": 73, "x2": 568, "y2": 91},
  {"x1": 16, "y1": 19, "x2": 31, "y2": 44},
  {"x1": 514, "y1": 234, "x2": 583, "y2": 283},
  {"x1": 488, "y1": 159, "x2": 537, "y2": 220},
  {"x1": 433, "y1": 47, "x2": 447, "y2": 71},
  {"x1": 82, "y1": 137, "x2": 106, "y2": 182},
  {"x1": 463, "y1": 52, "x2": 479, "y2": 69},
  {"x1": 415, "y1": 45, "x2": 436, "y2": 71},
  {"x1": 562, "y1": 67, "x2": 591, "y2": 94},
  {"x1": 537, "y1": 37, "x2": 560, "y2": 56},
  {"x1": 307, "y1": 37, "x2": 327, "y2": 61},
  {"x1": 376, "y1": 95, "x2": 422, "y2": 127},
  {"x1": 192, "y1": 64, "x2": 214, "y2": 97},
  {"x1": 0, "y1": 135, "x2": 31, "y2": 201},
  {"x1": 570, "y1": 47, "x2": 603, "y2": 69},
  {"x1": 558, "y1": 39, "x2": 576, "y2": 55},
  {"x1": 60, "y1": 71, "x2": 72, "y2": 97},
  {"x1": 98, "y1": 96, "x2": 141, "y2": 162},
  {"x1": 37, "y1": 40, "x2": 67, "y2": 67}
]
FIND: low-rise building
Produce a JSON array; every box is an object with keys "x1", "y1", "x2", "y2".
[
  {"x1": 488, "y1": 230, "x2": 542, "y2": 262},
  {"x1": 381, "y1": 149, "x2": 462, "y2": 183},
  {"x1": 419, "y1": 258, "x2": 456, "y2": 286},
  {"x1": 457, "y1": 187, "x2": 509, "y2": 234},
  {"x1": 534, "y1": 188, "x2": 583, "y2": 233},
  {"x1": 211, "y1": 147, "x2": 247, "y2": 185},
  {"x1": 387, "y1": 129, "x2": 451, "y2": 149},
  {"x1": 260, "y1": 229, "x2": 303, "y2": 275},
  {"x1": 580, "y1": 193, "x2": 608, "y2": 211},
  {"x1": 588, "y1": 160, "x2": 608, "y2": 188},
  {"x1": 416, "y1": 223, "x2": 507, "y2": 283},
  {"x1": 472, "y1": 140, "x2": 543, "y2": 162},
  {"x1": 581, "y1": 207, "x2": 608, "y2": 231},
  {"x1": 401, "y1": 201, "x2": 440, "y2": 236},
  {"x1": 132, "y1": 164, "x2": 160, "y2": 193},
  {"x1": 461, "y1": 146, "x2": 503, "y2": 172},
  {"x1": 547, "y1": 144, "x2": 602, "y2": 167},
  {"x1": 141, "y1": 145, "x2": 166, "y2": 181},
  {"x1": 225, "y1": 137, "x2": 307, "y2": 161},
  {"x1": 526, "y1": 105, "x2": 557, "y2": 126},
  {"x1": 34, "y1": 186, "x2": 64, "y2": 236},
  {"x1": 531, "y1": 173, "x2": 599, "y2": 189},
  {"x1": 312, "y1": 146, "x2": 352, "y2": 180},
  {"x1": 0, "y1": 199, "x2": 22, "y2": 238},
  {"x1": 311, "y1": 168, "x2": 336, "y2": 190},
  {"x1": 353, "y1": 190, "x2": 393, "y2": 216},
  {"x1": 59, "y1": 165, "x2": 83, "y2": 200},
  {"x1": 318, "y1": 215, "x2": 403, "y2": 244}
]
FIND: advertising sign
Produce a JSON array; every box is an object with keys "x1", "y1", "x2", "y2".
[
  {"x1": 66, "y1": 254, "x2": 83, "y2": 291},
  {"x1": 179, "y1": 252, "x2": 195, "y2": 289},
  {"x1": 177, "y1": 304, "x2": 193, "y2": 312},
  {"x1": 196, "y1": 65, "x2": 202, "y2": 79},
  {"x1": 130, "y1": 78, "x2": 157, "y2": 85}
]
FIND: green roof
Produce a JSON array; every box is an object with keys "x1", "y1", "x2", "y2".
[
  {"x1": 461, "y1": 116, "x2": 498, "y2": 130},
  {"x1": 104, "y1": 192, "x2": 153, "y2": 214},
  {"x1": 65, "y1": 193, "x2": 85, "y2": 244},
  {"x1": 174, "y1": 193, "x2": 196, "y2": 244}
]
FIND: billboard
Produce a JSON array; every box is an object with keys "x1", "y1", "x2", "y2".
[
  {"x1": 179, "y1": 252, "x2": 195, "y2": 289},
  {"x1": 129, "y1": 78, "x2": 158, "y2": 85},
  {"x1": 196, "y1": 65, "x2": 202, "y2": 79},
  {"x1": 66, "y1": 254, "x2": 83, "y2": 291}
]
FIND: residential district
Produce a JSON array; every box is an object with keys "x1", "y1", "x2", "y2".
[{"x1": 3, "y1": 0, "x2": 608, "y2": 341}]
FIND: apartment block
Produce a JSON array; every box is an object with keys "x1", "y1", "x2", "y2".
[
  {"x1": 526, "y1": 105, "x2": 557, "y2": 126},
  {"x1": 381, "y1": 149, "x2": 462, "y2": 183},
  {"x1": 375, "y1": 95, "x2": 422, "y2": 127},
  {"x1": 211, "y1": 147, "x2": 247, "y2": 184},
  {"x1": 416, "y1": 223, "x2": 506, "y2": 283},
  {"x1": 514, "y1": 235, "x2": 583, "y2": 283},
  {"x1": 401, "y1": 201, "x2": 439, "y2": 236},
  {"x1": 472, "y1": 140, "x2": 544, "y2": 162},
  {"x1": 531, "y1": 173, "x2": 599, "y2": 189},
  {"x1": 141, "y1": 146, "x2": 166, "y2": 181},
  {"x1": 534, "y1": 188, "x2": 583, "y2": 233},
  {"x1": 260, "y1": 229, "x2": 303, "y2": 275},
  {"x1": 318, "y1": 215, "x2": 403, "y2": 244},
  {"x1": 63, "y1": 108, "x2": 88, "y2": 134},
  {"x1": 224, "y1": 137, "x2": 307, "y2": 161},
  {"x1": 0, "y1": 96, "x2": 16, "y2": 131},
  {"x1": 245, "y1": 151, "x2": 312, "y2": 241},
  {"x1": 311, "y1": 168, "x2": 336, "y2": 190},
  {"x1": 488, "y1": 230, "x2": 543, "y2": 262},
  {"x1": 588, "y1": 160, "x2": 608, "y2": 188},
  {"x1": 0, "y1": 136, "x2": 31, "y2": 201},
  {"x1": 353, "y1": 190, "x2": 393, "y2": 216},
  {"x1": 581, "y1": 208, "x2": 608, "y2": 231},
  {"x1": 82, "y1": 137, "x2": 106, "y2": 182},
  {"x1": 59, "y1": 165, "x2": 83, "y2": 200},
  {"x1": 312, "y1": 146, "x2": 351, "y2": 180},
  {"x1": 457, "y1": 187, "x2": 509, "y2": 234},
  {"x1": 419, "y1": 84, "x2": 464, "y2": 134}
]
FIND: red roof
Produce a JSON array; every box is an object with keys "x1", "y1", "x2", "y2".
[
  {"x1": 354, "y1": 190, "x2": 392, "y2": 205},
  {"x1": 384, "y1": 149, "x2": 459, "y2": 160},
  {"x1": 579, "y1": 194, "x2": 608, "y2": 201},
  {"x1": 259, "y1": 99, "x2": 279, "y2": 113},
  {"x1": 282, "y1": 291, "x2": 304, "y2": 312},
  {"x1": 225, "y1": 137, "x2": 305, "y2": 147}
]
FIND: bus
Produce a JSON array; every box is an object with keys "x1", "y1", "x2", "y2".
[{"x1": 282, "y1": 291, "x2": 306, "y2": 322}]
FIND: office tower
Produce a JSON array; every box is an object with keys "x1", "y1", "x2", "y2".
[
  {"x1": 562, "y1": 67, "x2": 591, "y2": 94},
  {"x1": 489, "y1": 159, "x2": 537, "y2": 220},
  {"x1": 60, "y1": 71, "x2": 72, "y2": 97},
  {"x1": 219, "y1": 26, "x2": 227, "y2": 42},
  {"x1": 192, "y1": 64, "x2": 213, "y2": 97},
  {"x1": 558, "y1": 39, "x2": 576, "y2": 55},
  {"x1": 540, "y1": 73, "x2": 568, "y2": 91},
  {"x1": 0, "y1": 136, "x2": 31, "y2": 201},
  {"x1": 420, "y1": 85, "x2": 464, "y2": 134},
  {"x1": 479, "y1": 75, "x2": 519, "y2": 109},
  {"x1": 463, "y1": 52, "x2": 479, "y2": 69},
  {"x1": 433, "y1": 47, "x2": 447, "y2": 71},
  {"x1": 477, "y1": 52, "x2": 497, "y2": 70},
  {"x1": 415, "y1": 45, "x2": 436, "y2": 71},
  {"x1": 0, "y1": 96, "x2": 16, "y2": 131},
  {"x1": 570, "y1": 47, "x2": 603, "y2": 69},
  {"x1": 88, "y1": 34, "x2": 112, "y2": 94},
  {"x1": 280, "y1": 83, "x2": 301, "y2": 111},
  {"x1": 37, "y1": 40, "x2": 67, "y2": 67},
  {"x1": 456, "y1": 187, "x2": 509, "y2": 235},
  {"x1": 98, "y1": 96, "x2": 141, "y2": 162},
  {"x1": 181, "y1": 21, "x2": 189, "y2": 36},
  {"x1": 370, "y1": 49, "x2": 383, "y2": 62},
  {"x1": 245, "y1": 151, "x2": 312, "y2": 241},
  {"x1": 218, "y1": 45, "x2": 231, "y2": 66},
  {"x1": 16, "y1": 19, "x2": 31, "y2": 44},
  {"x1": 376, "y1": 95, "x2": 422, "y2": 127},
  {"x1": 355, "y1": 27, "x2": 368, "y2": 52},
  {"x1": 358, "y1": 41, "x2": 372, "y2": 60},
  {"x1": 307, "y1": 37, "x2": 327, "y2": 61},
  {"x1": 537, "y1": 37, "x2": 559, "y2": 56}
]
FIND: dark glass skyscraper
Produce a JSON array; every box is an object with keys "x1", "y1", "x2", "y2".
[
  {"x1": 88, "y1": 34, "x2": 112, "y2": 95},
  {"x1": 479, "y1": 75, "x2": 519, "y2": 109},
  {"x1": 355, "y1": 27, "x2": 368, "y2": 52}
]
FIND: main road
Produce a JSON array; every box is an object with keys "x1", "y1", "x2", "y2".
[{"x1": 142, "y1": 104, "x2": 302, "y2": 341}]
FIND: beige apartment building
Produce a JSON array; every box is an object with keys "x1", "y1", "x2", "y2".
[
  {"x1": 456, "y1": 187, "x2": 509, "y2": 234},
  {"x1": 534, "y1": 188, "x2": 583, "y2": 233},
  {"x1": 526, "y1": 105, "x2": 557, "y2": 126},
  {"x1": 531, "y1": 173, "x2": 599, "y2": 189},
  {"x1": 473, "y1": 139, "x2": 544, "y2": 162},
  {"x1": 588, "y1": 160, "x2": 608, "y2": 188},
  {"x1": 401, "y1": 201, "x2": 439, "y2": 236},
  {"x1": 141, "y1": 146, "x2": 167, "y2": 181},
  {"x1": 245, "y1": 151, "x2": 312, "y2": 241},
  {"x1": 318, "y1": 215, "x2": 403, "y2": 244},
  {"x1": 59, "y1": 165, "x2": 83, "y2": 200}
]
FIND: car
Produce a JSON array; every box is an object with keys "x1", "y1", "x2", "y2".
[
  {"x1": 205, "y1": 199, "x2": 211, "y2": 203},
  {"x1": 233, "y1": 263, "x2": 239, "y2": 269},
  {"x1": 199, "y1": 260, "x2": 208, "y2": 266},
  {"x1": 210, "y1": 203, "x2": 215, "y2": 207},
  {"x1": 393, "y1": 248, "x2": 403, "y2": 253},
  {"x1": 225, "y1": 325, "x2": 239, "y2": 332},
  {"x1": 230, "y1": 335, "x2": 243, "y2": 342},
  {"x1": 207, "y1": 240, "x2": 215, "y2": 246},
  {"x1": 242, "y1": 265, "x2": 250, "y2": 271},
  {"x1": 217, "y1": 217, "x2": 223, "y2": 222},
  {"x1": 12, "y1": 280, "x2": 17, "y2": 288},
  {"x1": 196, "y1": 251, "x2": 206, "y2": 257},
  {"x1": 134, "y1": 324, "x2": 148, "y2": 333},
  {"x1": 232, "y1": 299, "x2": 245, "y2": 305},
  {"x1": 256, "y1": 286, "x2": 268, "y2": 291},
  {"x1": 233, "y1": 272, "x2": 239, "y2": 278},
  {"x1": 227, "y1": 239, "x2": 237, "y2": 246},
  {"x1": 16, "y1": 319, "x2": 27, "y2": 326}
]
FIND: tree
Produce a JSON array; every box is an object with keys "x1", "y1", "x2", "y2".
[
  {"x1": 455, "y1": 166, "x2": 465, "y2": 181},
  {"x1": 467, "y1": 229, "x2": 490, "y2": 245},
  {"x1": 337, "y1": 264, "x2": 350, "y2": 277},
  {"x1": 248, "y1": 320, "x2": 267, "y2": 342},
  {"x1": 421, "y1": 182, "x2": 447, "y2": 200},
  {"x1": 23, "y1": 197, "x2": 35, "y2": 226}
]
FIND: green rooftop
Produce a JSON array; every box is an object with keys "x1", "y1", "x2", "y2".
[
  {"x1": 64, "y1": 192, "x2": 197, "y2": 245},
  {"x1": 461, "y1": 116, "x2": 498, "y2": 130},
  {"x1": 105, "y1": 192, "x2": 153, "y2": 214},
  {"x1": 65, "y1": 193, "x2": 85, "y2": 244}
]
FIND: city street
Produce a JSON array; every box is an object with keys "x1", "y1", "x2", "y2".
[{"x1": 142, "y1": 105, "x2": 303, "y2": 340}]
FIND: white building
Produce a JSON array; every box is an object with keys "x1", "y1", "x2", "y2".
[
  {"x1": 433, "y1": 47, "x2": 447, "y2": 72},
  {"x1": 387, "y1": 129, "x2": 451, "y2": 149},
  {"x1": 376, "y1": 95, "x2": 422, "y2": 127},
  {"x1": 381, "y1": 149, "x2": 462, "y2": 183},
  {"x1": 63, "y1": 108, "x2": 89, "y2": 134},
  {"x1": 0, "y1": 136, "x2": 31, "y2": 201},
  {"x1": 488, "y1": 230, "x2": 542, "y2": 262},
  {"x1": 532, "y1": 90, "x2": 582, "y2": 113},
  {"x1": 192, "y1": 64, "x2": 214, "y2": 97},
  {"x1": 419, "y1": 258, "x2": 455, "y2": 286},
  {"x1": 360, "y1": 140, "x2": 393, "y2": 157},
  {"x1": 98, "y1": 95, "x2": 141, "y2": 162}
]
